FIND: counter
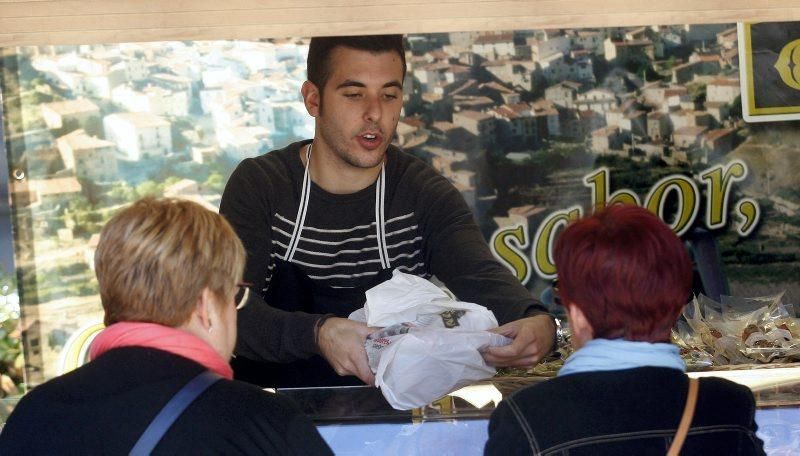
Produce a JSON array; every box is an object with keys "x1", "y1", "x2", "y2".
[{"x1": 279, "y1": 365, "x2": 800, "y2": 455}]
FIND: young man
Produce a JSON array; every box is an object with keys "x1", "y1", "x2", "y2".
[{"x1": 220, "y1": 35, "x2": 555, "y2": 388}]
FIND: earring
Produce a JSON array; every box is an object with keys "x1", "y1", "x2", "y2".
[{"x1": 208, "y1": 321, "x2": 213, "y2": 332}]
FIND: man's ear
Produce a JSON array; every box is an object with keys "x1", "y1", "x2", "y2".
[{"x1": 301, "y1": 80, "x2": 321, "y2": 117}]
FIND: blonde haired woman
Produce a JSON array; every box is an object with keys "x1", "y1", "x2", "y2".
[{"x1": 1, "y1": 198, "x2": 332, "y2": 455}]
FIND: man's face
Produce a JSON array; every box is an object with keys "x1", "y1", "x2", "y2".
[{"x1": 307, "y1": 46, "x2": 404, "y2": 170}]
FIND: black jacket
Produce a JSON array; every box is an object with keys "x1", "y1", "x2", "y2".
[
  {"x1": 0, "y1": 347, "x2": 333, "y2": 455},
  {"x1": 485, "y1": 367, "x2": 765, "y2": 456}
]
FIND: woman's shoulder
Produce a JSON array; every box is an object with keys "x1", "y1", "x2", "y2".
[
  {"x1": 696, "y1": 375, "x2": 757, "y2": 414},
  {"x1": 204, "y1": 378, "x2": 312, "y2": 422},
  {"x1": 497, "y1": 375, "x2": 589, "y2": 420},
  {"x1": 698, "y1": 375, "x2": 753, "y2": 393},
  {"x1": 192, "y1": 380, "x2": 332, "y2": 454}
]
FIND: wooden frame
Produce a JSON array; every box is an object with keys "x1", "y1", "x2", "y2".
[{"x1": 1, "y1": 1, "x2": 800, "y2": 47}]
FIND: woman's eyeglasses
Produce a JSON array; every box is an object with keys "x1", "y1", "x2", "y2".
[
  {"x1": 235, "y1": 283, "x2": 253, "y2": 310},
  {"x1": 552, "y1": 278, "x2": 561, "y2": 307}
]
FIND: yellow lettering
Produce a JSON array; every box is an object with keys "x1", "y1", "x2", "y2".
[
  {"x1": 645, "y1": 174, "x2": 700, "y2": 236},
  {"x1": 584, "y1": 167, "x2": 639, "y2": 210},
  {"x1": 532, "y1": 206, "x2": 582, "y2": 279},
  {"x1": 490, "y1": 224, "x2": 532, "y2": 284},
  {"x1": 735, "y1": 198, "x2": 760, "y2": 237},
  {"x1": 699, "y1": 160, "x2": 748, "y2": 229}
]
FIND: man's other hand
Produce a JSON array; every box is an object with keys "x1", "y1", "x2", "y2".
[
  {"x1": 482, "y1": 314, "x2": 556, "y2": 367},
  {"x1": 317, "y1": 317, "x2": 376, "y2": 385}
]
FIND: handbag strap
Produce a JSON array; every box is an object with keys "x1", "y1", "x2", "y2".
[
  {"x1": 667, "y1": 377, "x2": 699, "y2": 456},
  {"x1": 130, "y1": 371, "x2": 222, "y2": 456}
]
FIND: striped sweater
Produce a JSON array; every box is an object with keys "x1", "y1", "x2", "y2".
[{"x1": 220, "y1": 140, "x2": 547, "y2": 362}]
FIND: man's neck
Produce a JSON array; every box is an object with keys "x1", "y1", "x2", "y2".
[{"x1": 302, "y1": 142, "x2": 383, "y2": 194}]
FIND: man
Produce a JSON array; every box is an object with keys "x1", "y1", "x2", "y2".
[{"x1": 220, "y1": 34, "x2": 555, "y2": 388}]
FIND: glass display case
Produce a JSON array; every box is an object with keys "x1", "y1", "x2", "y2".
[{"x1": 280, "y1": 369, "x2": 800, "y2": 454}]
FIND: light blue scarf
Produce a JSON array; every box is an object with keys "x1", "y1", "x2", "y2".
[{"x1": 557, "y1": 338, "x2": 685, "y2": 377}]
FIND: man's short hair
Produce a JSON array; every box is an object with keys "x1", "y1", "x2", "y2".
[
  {"x1": 95, "y1": 197, "x2": 246, "y2": 327},
  {"x1": 553, "y1": 204, "x2": 692, "y2": 342},
  {"x1": 307, "y1": 34, "x2": 407, "y2": 95}
]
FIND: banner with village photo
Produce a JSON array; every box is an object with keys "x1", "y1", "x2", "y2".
[{"x1": 1, "y1": 23, "x2": 799, "y2": 388}]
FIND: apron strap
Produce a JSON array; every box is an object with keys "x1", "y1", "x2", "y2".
[
  {"x1": 375, "y1": 165, "x2": 391, "y2": 269},
  {"x1": 284, "y1": 144, "x2": 313, "y2": 262},
  {"x1": 286, "y1": 143, "x2": 391, "y2": 269}
]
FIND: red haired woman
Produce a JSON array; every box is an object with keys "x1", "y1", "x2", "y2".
[{"x1": 486, "y1": 204, "x2": 764, "y2": 456}]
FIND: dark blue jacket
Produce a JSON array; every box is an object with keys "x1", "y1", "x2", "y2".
[
  {"x1": 485, "y1": 367, "x2": 765, "y2": 455},
  {"x1": 0, "y1": 347, "x2": 332, "y2": 455}
]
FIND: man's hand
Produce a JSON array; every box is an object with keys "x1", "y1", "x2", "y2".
[
  {"x1": 316, "y1": 317, "x2": 376, "y2": 385},
  {"x1": 482, "y1": 314, "x2": 556, "y2": 367}
]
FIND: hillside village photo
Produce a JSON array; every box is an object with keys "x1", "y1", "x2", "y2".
[{"x1": 0, "y1": 24, "x2": 798, "y2": 385}]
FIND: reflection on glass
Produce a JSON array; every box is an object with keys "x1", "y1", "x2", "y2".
[
  {"x1": 1, "y1": 40, "x2": 315, "y2": 387},
  {"x1": 1, "y1": 24, "x2": 799, "y2": 394}
]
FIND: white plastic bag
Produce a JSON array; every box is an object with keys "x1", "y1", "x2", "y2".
[
  {"x1": 352, "y1": 270, "x2": 511, "y2": 410},
  {"x1": 370, "y1": 326, "x2": 510, "y2": 409},
  {"x1": 359, "y1": 270, "x2": 499, "y2": 331}
]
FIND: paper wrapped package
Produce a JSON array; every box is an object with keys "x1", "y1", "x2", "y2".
[{"x1": 350, "y1": 270, "x2": 511, "y2": 410}]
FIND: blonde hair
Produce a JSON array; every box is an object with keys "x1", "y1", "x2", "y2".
[{"x1": 95, "y1": 197, "x2": 245, "y2": 327}]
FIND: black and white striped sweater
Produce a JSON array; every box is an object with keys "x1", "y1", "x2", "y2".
[{"x1": 220, "y1": 140, "x2": 546, "y2": 362}]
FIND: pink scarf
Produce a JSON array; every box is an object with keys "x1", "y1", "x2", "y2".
[{"x1": 90, "y1": 321, "x2": 233, "y2": 380}]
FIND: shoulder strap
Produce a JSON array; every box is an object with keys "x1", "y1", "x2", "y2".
[
  {"x1": 667, "y1": 377, "x2": 699, "y2": 456},
  {"x1": 130, "y1": 371, "x2": 222, "y2": 456}
]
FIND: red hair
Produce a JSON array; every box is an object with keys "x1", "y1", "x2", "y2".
[{"x1": 553, "y1": 204, "x2": 692, "y2": 342}]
